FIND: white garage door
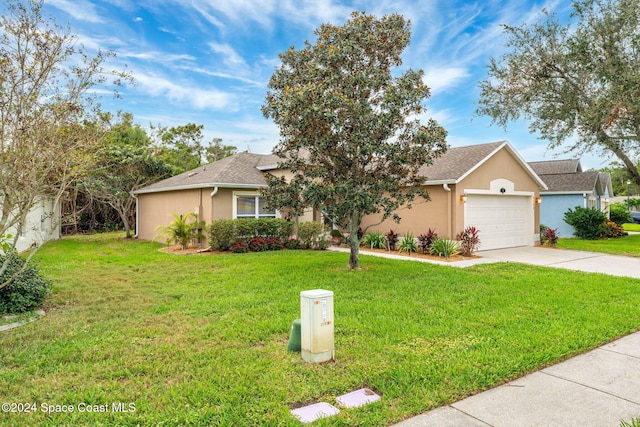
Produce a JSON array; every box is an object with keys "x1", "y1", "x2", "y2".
[{"x1": 465, "y1": 194, "x2": 531, "y2": 251}]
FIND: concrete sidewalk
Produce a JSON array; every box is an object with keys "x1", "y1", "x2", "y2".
[{"x1": 393, "y1": 331, "x2": 640, "y2": 427}]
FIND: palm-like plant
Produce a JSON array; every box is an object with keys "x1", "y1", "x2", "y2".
[{"x1": 155, "y1": 213, "x2": 205, "y2": 250}]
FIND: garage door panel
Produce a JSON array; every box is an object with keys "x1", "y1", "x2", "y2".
[{"x1": 465, "y1": 195, "x2": 531, "y2": 251}]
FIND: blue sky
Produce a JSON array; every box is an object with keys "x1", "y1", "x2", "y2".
[{"x1": 37, "y1": 0, "x2": 608, "y2": 170}]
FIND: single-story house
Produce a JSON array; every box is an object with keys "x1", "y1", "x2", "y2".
[
  {"x1": 528, "y1": 159, "x2": 613, "y2": 238},
  {"x1": 7, "y1": 197, "x2": 61, "y2": 254},
  {"x1": 134, "y1": 140, "x2": 547, "y2": 251}
]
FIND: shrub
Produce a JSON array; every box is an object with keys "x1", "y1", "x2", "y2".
[
  {"x1": 398, "y1": 232, "x2": 418, "y2": 254},
  {"x1": 600, "y1": 220, "x2": 626, "y2": 238},
  {"x1": 541, "y1": 227, "x2": 559, "y2": 247},
  {"x1": 456, "y1": 226, "x2": 480, "y2": 256},
  {"x1": 564, "y1": 207, "x2": 608, "y2": 239},
  {"x1": 362, "y1": 231, "x2": 386, "y2": 249},
  {"x1": 155, "y1": 213, "x2": 205, "y2": 249},
  {"x1": 0, "y1": 253, "x2": 51, "y2": 314},
  {"x1": 248, "y1": 237, "x2": 268, "y2": 252},
  {"x1": 296, "y1": 221, "x2": 325, "y2": 249},
  {"x1": 417, "y1": 229, "x2": 438, "y2": 254},
  {"x1": 284, "y1": 238, "x2": 301, "y2": 250},
  {"x1": 385, "y1": 230, "x2": 399, "y2": 251},
  {"x1": 609, "y1": 203, "x2": 633, "y2": 226},
  {"x1": 430, "y1": 238, "x2": 459, "y2": 259},
  {"x1": 266, "y1": 237, "x2": 283, "y2": 251},
  {"x1": 208, "y1": 219, "x2": 236, "y2": 251},
  {"x1": 230, "y1": 240, "x2": 248, "y2": 253}
]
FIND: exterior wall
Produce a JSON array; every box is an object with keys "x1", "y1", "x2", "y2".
[
  {"x1": 539, "y1": 193, "x2": 585, "y2": 238},
  {"x1": 360, "y1": 185, "x2": 456, "y2": 238},
  {"x1": 136, "y1": 188, "x2": 212, "y2": 242},
  {"x1": 13, "y1": 198, "x2": 61, "y2": 253},
  {"x1": 361, "y1": 146, "x2": 542, "y2": 243}
]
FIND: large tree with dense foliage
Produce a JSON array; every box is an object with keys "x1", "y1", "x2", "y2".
[
  {"x1": 261, "y1": 12, "x2": 447, "y2": 270},
  {"x1": 82, "y1": 113, "x2": 173, "y2": 238},
  {"x1": 0, "y1": 0, "x2": 125, "y2": 289},
  {"x1": 477, "y1": 0, "x2": 640, "y2": 187}
]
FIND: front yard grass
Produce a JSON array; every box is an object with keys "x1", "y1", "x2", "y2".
[
  {"x1": 623, "y1": 223, "x2": 640, "y2": 232},
  {"x1": 557, "y1": 233, "x2": 640, "y2": 257},
  {"x1": 2, "y1": 234, "x2": 640, "y2": 426}
]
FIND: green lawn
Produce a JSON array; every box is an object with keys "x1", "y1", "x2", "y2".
[
  {"x1": 623, "y1": 223, "x2": 640, "y2": 232},
  {"x1": 557, "y1": 233, "x2": 640, "y2": 257},
  {"x1": 2, "y1": 234, "x2": 640, "y2": 426}
]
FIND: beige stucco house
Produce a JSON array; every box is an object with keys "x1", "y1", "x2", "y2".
[
  {"x1": 134, "y1": 141, "x2": 547, "y2": 251},
  {"x1": 361, "y1": 141, "x2": 546, "y2": 250}
]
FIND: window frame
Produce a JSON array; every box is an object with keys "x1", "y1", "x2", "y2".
[{"x1": 232, "y1": 191, "x2": 278, "y2": 219}]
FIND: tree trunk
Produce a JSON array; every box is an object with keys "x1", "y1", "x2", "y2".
[
  {"x1": 347, "y1": 214, "x2": 361, "y2": 270},
  {"x1": 610, "y1": 145, "x2": 640, "y2": 189}
]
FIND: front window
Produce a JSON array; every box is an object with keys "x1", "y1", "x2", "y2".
[{"x1": 234, "y1": 193, "x2": 276, "y2": 218}]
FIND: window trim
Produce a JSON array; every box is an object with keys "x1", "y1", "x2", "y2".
[{"x1": 232, "y1": 191, "x2": 278, "y2": 219}]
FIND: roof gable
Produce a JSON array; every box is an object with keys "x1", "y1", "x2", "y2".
[
  {"x1": 420, "y1": 141, "x2": 547, "y2": 188},
  {"x1": 529, "y1": 159, "x2": 582, "y2": 175},
  {"x1": 538, "y1": 171, "x2": 601, "y2": 194}
]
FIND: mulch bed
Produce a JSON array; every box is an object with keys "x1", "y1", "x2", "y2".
[{"x1": 158, "y1": 244, "x2": 479, "y2": 262}]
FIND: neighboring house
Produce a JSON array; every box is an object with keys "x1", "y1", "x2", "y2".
[
  {"x1": 7, "y1": 198, "x2": 61, "y2": 253},
  {"x1": 134, "y1": 141, "x2": 547, "y2": 251},
  {"x1": 132, "y1": 152, "x2": 319, "y2": 242},
  {"x1": 528, "y1": 159, "x2": 613, "y2": 238},
  {"x1": 361, "y1": 141, "x2": 547, "y2": 251}
]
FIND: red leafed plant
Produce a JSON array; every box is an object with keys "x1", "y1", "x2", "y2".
[{"x1": 456, "y1": 226, "x2": 480, "y2": 256}]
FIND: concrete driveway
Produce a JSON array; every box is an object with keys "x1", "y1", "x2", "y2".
[{"x1": 477, "y1": 246, "x2": 640, "y2": 279}]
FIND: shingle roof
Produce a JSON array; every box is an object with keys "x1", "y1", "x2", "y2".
[
  {"x1": 529, "y1": 159, "x2": 582, "y2": 175},
  {"x1": 136, "y1": 141, "x2": 546, "y2": 194},
  {"x1": 418, "y1": 141, "x2": 505, "y2": 181},
  {"x1": 134, "y1": 152, "x2": 272, "y2": 194},
  {"x1": 538, "y1": 171, "x2": 600, "y2": 193}
]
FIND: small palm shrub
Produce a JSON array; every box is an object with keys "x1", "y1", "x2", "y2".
[
  {"x1": 456, "y1": 226, "x2": 480, "y2": 256},
  {"x1": 385, "y1": 229, "x2": 399, "y2": 251},
  {"x1": 155, "y1": 212, "x2": 205, "y2": 249},
  {"x1": 398, "y1": 232, "x2": 418, "y2": 254},
  {"x1": 564, "y1": 207, "x2": 607, "y2": 239},
  {"x1": 417, "y1": 229, "x2": 438, "y2": 254},
  {"x1": 0, "y1": 253, "x2": 51, "y2": 314},
  {"x1": 362, "y1": 231, "x2": 386, "y2": 249},
  {"x1": 430, "y1": 238, "x2": 459, "y2": 259}
]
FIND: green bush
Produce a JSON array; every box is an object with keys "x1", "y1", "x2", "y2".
[
  {"x1": 362, "y1": 231, "x2": 386, "y2": 249},
  {"x1": 0, "y1": 254, "x2": 51, "y2": 314},
  {"x1": 208, "y1": 219, "x2": 236, "y2": 251},
  {"x1": 296, "y1": 221, "x2": 325, "y2": 249},
  {"x1": 430, "y1": 238, "x2": 459, "y2": 259},
  {"x1": 564, "y1": 207, "x2": 608, "y2": 240},
  {"x1": 609, "y1": 203, "x2": 633, "y2": 226},
  {"x1": 209, "y1": 218, "x2": 294, "y2": 251},
  {"x1": 398, "y1": 232, "x2": 418, "y2": 254}
]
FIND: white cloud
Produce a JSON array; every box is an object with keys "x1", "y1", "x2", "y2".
[
  {"x1": 47, "y1": 0, "x2": 105, "y2": 23},
  {"x1": 209, "y1": 42, "x2": 248, "y2": 69},
  {"x1": 134, "y1": 73, "x2": 235, "y2": 110},
  {"x1": 134, "y1": 17, "x2": 143, "y2": 23},
  {"x1": 422, "y1": 67, "x2": 471, "y2": 95}
]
